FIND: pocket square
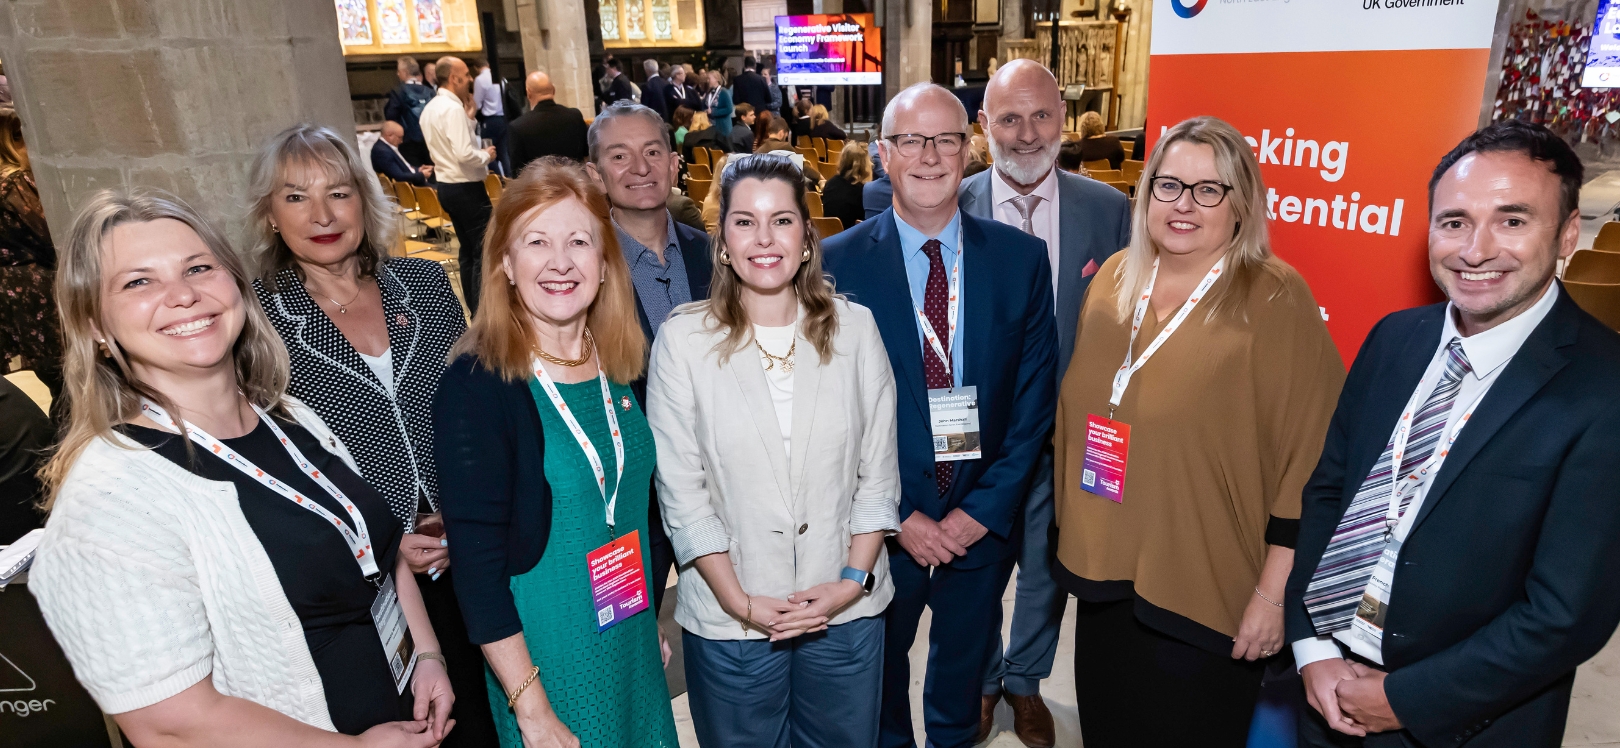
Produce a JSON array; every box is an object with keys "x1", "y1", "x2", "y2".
[{"x1": 1081, "y1": 259, "x2": 1100, "y2": 278}]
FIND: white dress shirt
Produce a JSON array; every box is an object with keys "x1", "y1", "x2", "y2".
[
  {"x1": 420, "y1": 88, "x2": 489, "y2": 184},
  {"x1": 1293, "y1": 281, "x2": 1561, "y2": 670},
  {"x1": 991, "y1": 165, "x2": 1062, "y2": 296},
  {"x1": 473, "y1": 69, "x2": 503, "y2": 117}
]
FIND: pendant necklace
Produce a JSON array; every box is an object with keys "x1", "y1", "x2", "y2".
[{"x1": 757, "y1": 338, "x2": 796, "y2": 373}]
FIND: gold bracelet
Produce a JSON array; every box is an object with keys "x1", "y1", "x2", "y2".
[
  {"x1": 742, "y1": 596, "x2": 754, "y2": 632},
  {"x1": 506, "y1": 665, "x2": 540, "y2": 709},
  {"x1": 1254, "y1": 586, "x2": 1284, "y2": 608},
  {"x1": 416, "y1": 651, "x2": 446, "y2": 667}
]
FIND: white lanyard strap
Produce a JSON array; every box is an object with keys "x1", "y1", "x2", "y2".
[
  {"x1": 1384, "y1": 373, "x2": 1487, "y2": 534},
  {"x1": 1110, "y1": 256, "x2": 1226, "y2": 410},
  {"x1": 531, "y1": 350, "x2": 626, "y2": 531},
  {"x1": 913, "y1": 229, "x2": 964, "y2": 377},
  {"x1": 139, "y1": 399, "x2": 380, "y2": 580}
]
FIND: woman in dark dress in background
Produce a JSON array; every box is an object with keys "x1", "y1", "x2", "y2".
[{"x1": 0, "y1": 106, "x2": 63, "y2": 399}]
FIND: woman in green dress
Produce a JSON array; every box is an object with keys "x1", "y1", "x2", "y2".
[{"x1": 434, "y1": 156, "x2": 677, "y2": 748}]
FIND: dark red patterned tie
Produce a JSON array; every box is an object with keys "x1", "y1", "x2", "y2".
[{"x1": 921, "y1": 239, "x2": 954, "y2": 497}]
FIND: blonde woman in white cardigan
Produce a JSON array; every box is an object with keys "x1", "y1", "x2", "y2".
[
  {"x1": 645, "y1": 154, "x2": 901, "y2": 748},
  {"x1": 29, "y1": 189, "x2": 454, "y2": 748}
]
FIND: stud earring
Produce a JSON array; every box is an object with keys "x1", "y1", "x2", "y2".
[
  {"x1": 802, "y1": 249, "x2": 810, "y2": 262},
  {"x1": 270, "y1": 224, "x2": 279, "y2": 233},
  {"x1": 719, "y1": 250, "x2": 731, "y2": 265}
]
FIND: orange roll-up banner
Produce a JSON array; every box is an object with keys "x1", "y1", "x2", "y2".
[{"x1": 1146, "y1": 0, "x2": 1500, "y2": 362}]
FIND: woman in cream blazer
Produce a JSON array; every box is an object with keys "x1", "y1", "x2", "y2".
[{"x1": 645, "y1": 154, "x2": 900, "y2": 748}]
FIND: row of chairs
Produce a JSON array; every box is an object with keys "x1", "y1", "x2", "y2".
[
  {"x1": 1084, "y1": 159, "x2": 1144, "y2": 197},
  {"x1": 686, "y1": 142, "x2": 848, "y2": 236},
  {"x1": 1565, "y1": 235, "x2": 1620, "y2": 331}
]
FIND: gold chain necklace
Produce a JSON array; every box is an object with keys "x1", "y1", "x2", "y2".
[
  {"x1": 311, "y1": 279, "x2": 364, "y2": 314},
  {"x1": 536, "y1": 328, "x2": 595, "y2": 367},
  {"x1": 756, "y1": 338, "x2": 796, "y2": 372}
]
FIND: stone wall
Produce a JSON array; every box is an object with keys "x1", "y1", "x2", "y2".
[{"x1": 0, "y1": 0, "x2": 354, "y2": 248}]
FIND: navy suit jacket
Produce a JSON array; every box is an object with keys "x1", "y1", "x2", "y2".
[
  {"x1": 822, "y1": 208, "x2": 1057, "y2": 569},
  {"x1": 1284, "y1": 287, "x2": 1620, "y2": 748},
  {"x1": 958, "y1": 168, "x2": 1130, "y2": 377},
  {"x1": 371, "y1": 139, "x2": 426, "y2": 186},
  {"x1": 629, "y1": 220, "x2": 713, "y2": 405},
  {"x1": 862, "y1": 176, "x2": 893, "y2": 220}
]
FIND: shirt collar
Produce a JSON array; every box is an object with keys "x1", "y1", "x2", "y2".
[
  {"x1": 894, "y1": 209, "x2": 963, "y2": 261},
  {"x1": 613, "y1": 211, "x2": 682, "y2": 264},
  {"x1": 1440, "y1": 280, "x2": 1559, "y2": 379},
  {"x1": 990, "y1": 164, "x2": 1059, "y2": 207},
  {"x1": 433, "y1": 87, "x2": 459, "y2": 104}
]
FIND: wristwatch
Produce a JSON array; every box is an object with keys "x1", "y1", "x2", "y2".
[{"x1": 841, "y1": 566, "x2": 875, "y2": 593}]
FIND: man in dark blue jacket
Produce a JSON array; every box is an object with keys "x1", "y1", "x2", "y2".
[
  {"x1": 823, "y1": 83, "x2": 1056, "y2": 748},
  {"x1": 730, "y1": 56, "x2": 772, "y2": 114},
  {"x1": 1287, "y1": 120, "x2": 1620, "y2": 748},
  {"x1": 372, "y1": 121, "x2": 432, "y2": 186},
  {"x1": 383, "y1": 56, "x2": 435, "y2": 167}
]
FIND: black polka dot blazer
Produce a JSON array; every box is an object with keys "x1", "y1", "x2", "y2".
[{"x1": 255, "y1": 258, "x2": 467, "y2": 526}]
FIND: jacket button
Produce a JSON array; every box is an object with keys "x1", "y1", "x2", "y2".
[{"x1": 799, "y1": 524, "x2": 808, "y2": 535}]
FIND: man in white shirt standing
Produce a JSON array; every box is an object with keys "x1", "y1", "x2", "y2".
[
  {"x1": 472, "y1": 58, "x2": 508, "y2": 177},
  {"x1": 1286, "y1": 120, "x2": 1620, "y2": 748},
  {"x1": 421, "y1": 55, "x2": 496, "y2": 313},
  {"x1": 956, "y1": 58, "x2": 1130, "y2": 748}
]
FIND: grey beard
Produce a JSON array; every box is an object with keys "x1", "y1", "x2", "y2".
[{"x1": 989, "y1": 138, "x2": 1061, "y2": 186}]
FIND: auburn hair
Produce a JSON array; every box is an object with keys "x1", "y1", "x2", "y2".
[{"x1": 451, "y1": 157, "x2": 646, "y2": 383}]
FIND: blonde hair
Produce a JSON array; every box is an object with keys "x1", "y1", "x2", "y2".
[
  {"x1": 810, "y1": 104, "x2": 830, "y2": 128},
  {"x1": 451, "y1": 157, "x2": 646, "y2": 384},
  {"x1": 705, "y1": 153, "x2": 839, "y2": 363},
  {"x1": 41, "y1": 189, "x2": 292, "y2": 507},
  {"x1": 1113, "y1": 116, "x2": 1289, "y2": 323},
  {"x1": 836, "y1": 141, "x2": 872, "y2": 184},
  {"x1": 690, "y1": 111, "x2": 712, "y2": 132},
  {"x1": 702, "y1": 154, "x2": 728, "y2": 233},
  {"x1": 246, "y1": 124, "x2": 400, "y2": 291},
  {"x1": 1079, "y1": 111, "x2": 1106, "y2": 139},
  {"x1": 0, "y1": 107, "x2": 27, "y2": 177}
]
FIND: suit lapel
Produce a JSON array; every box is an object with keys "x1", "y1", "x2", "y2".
[
  {"x1": 679, "y1": 228, "x2": 713, "y2": 301},
  {"x1": 866, "y1": 213, "x2": 931, "y2": 424},
  {"x1": 727, "y1": 345, "x2": 794, "y2": 515},
  {"x1": 1346, "y1": 308, "x2": 1445, "y2": 502},
  {"x1": 1410, "y1": 293, "x2": 1578, "y2": 533},
  {"x1": 377, "y1": 263, "x2": 419, "y2": 391},
  {"x1": 962, "y1": 173, "x2": 993, "y2": 219},
  {"x1": 787, "y1": 328, "x2": 823, "y2": 515},
  {"x1": 273, "y1": 269, "x2": 389, "y2": 395}
]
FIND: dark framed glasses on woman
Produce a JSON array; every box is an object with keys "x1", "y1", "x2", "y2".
[
  {"x1": 1149, "y1": 176, "x2": 1233, "y2": 208},
  {"x1": 884, "y1": 132, "x2": 968, "y2": 157}
]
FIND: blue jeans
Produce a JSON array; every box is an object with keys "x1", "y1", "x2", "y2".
[
  {"x1": 984, "y1": 451, "x2": 1067, "y2": 697},
  {"x1": 684, "y1": 616, "x2": 885, "y2": 748}
]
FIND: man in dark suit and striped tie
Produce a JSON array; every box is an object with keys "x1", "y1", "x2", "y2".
[{"x1": 1285, "y1": 120, "x2": 1620, "y2": 747}]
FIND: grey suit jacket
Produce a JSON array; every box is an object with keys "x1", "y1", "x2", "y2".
[{"x1": 959, "y1": 168, "x2": 1131, "y2": 376}]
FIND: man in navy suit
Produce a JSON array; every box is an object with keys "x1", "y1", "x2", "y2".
[
  {"x1": 958, "y1": 59, "x2": 1130, "y2": 748},
  {"x1": 823, "y1": 83, "x2": 1057, "y2": 748},
  {"x1": 1286, "y1": 121, "x2": 1620, "y2": 747},
  {"x1": 372, "y1": 121, "x2": 433, "y2": 186}
]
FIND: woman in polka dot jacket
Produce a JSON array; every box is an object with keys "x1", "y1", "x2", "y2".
[{"x1": 247, "y1": 124, "x2": 499, "y2": 747}]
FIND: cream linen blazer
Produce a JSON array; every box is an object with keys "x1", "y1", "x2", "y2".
[{"x1": 646, "y1": 298, "x2": 902, "y2": 640}]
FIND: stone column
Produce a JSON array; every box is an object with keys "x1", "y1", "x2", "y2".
[
  {"x1": 515, "y1": 0, "x2": 594, "y2": 115},
  {"x1": 0, "y1": 0, "x2": 355, "y2": 246},
  {"x1": 883, "y1": 0, "x2": 932, "y2": 102}
]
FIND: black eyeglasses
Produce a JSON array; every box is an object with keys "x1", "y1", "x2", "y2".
[
  {"x1": 1149, "y1": 176, "x2": 1234, "y2": 208},
  {"x1": 884, "y1": 132, "x2": 968, "y2": 157}
]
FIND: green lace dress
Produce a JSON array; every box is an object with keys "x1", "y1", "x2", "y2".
[{"x1": 484, "y1": 378, "x2": 678, "y2": 748}]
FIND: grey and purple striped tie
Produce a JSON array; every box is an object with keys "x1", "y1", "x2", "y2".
[{"x1": 1304, "y1": 338, "x2": 1472, "y2": 634}]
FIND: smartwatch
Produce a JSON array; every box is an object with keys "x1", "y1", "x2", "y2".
[{"x1": 841, "y1": 566, "x2": 875, "y2": 593}]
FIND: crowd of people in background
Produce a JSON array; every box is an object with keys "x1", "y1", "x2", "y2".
[{"x1": 5, "y1": 47, "x2": 1620, "y2": 748}]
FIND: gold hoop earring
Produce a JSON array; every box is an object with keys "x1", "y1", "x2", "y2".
[{"x1": 719, "y1": 250, "x2": 731, "y2": 266}]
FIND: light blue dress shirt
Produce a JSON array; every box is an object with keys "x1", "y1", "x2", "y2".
[{"x1": 893, "y1": 210, "x2": 965, "y2": 387}]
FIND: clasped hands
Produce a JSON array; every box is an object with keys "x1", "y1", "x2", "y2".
[
  {"x1": 1302, "y1": 658, "x2": 1403, "y2": 736},
  {"x1": 728, "y1": 578, "x2": 865, "y2": 642},
  {"x1": 897, "y1": 509, "x2": 988, "y2": 567}
]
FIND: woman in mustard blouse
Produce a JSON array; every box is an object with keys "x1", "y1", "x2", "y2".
[{"x1": 1052, "y1": 116, "x2": 1346, "y2": 746}]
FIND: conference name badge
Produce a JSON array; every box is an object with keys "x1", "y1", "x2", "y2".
[
  {"x1": 928, "y1": 386, "x2": 981, "y2": 462},
  {"x1": 370, "y1": 575, "x2": 418, "y2": 694},
  {"x1": 1342, "y1": 540, "x2": 1400, "y2": 665},
  {"x1": 1081, "y1": 414, "x2": 1130, "y2": 503},
  {"x1": 586, "y1": 530, "x2": 650, "y2": 632}
]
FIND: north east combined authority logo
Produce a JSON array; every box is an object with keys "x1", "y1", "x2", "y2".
[{"x1": 1172, "y1": 0, "x2": 1209, "y2": 18}]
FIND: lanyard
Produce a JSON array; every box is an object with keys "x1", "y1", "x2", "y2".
[
  {"x1": 1109, "y1": 256, "x2": 1226, "y2": 414},
  {"x1": 1382, "y1": 355, "x2": 1488, "y2": 539},
  {"x1": 139, "y1": 399, "x2": 380, "y2": 581},
  {"x1": 912, "y1": 228, "x2": 964, "y2": 378},
  {"x1": 531, "y1": 353, "x2": 626, "y2": 533}
]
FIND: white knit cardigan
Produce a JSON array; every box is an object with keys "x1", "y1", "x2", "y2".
[{"x1": 29, "y1": 400, "x2": 359, "y2": 729}]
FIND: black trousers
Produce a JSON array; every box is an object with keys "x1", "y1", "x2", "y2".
[
  {"x1": 1073, "y1": 598, "x2": 1265, "y2": 748},
  {"x1": 434, "y1": 181, "x2": 491, "y2": 315},
  {"x1": 400, "y1": 140, "x2": 432, "y2": 168},
  {"x1": 416, "y1": 569, "x2": 499, "y2": 747}
]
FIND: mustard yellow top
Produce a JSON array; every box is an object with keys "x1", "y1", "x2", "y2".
[{"x1": 1053, "y1": 251, "x2": 1346, "y2": 642}]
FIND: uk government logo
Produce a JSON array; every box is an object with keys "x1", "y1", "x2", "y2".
[{"x1": 1172, "y1": 0, "x2": 1209, "y2": 18}]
